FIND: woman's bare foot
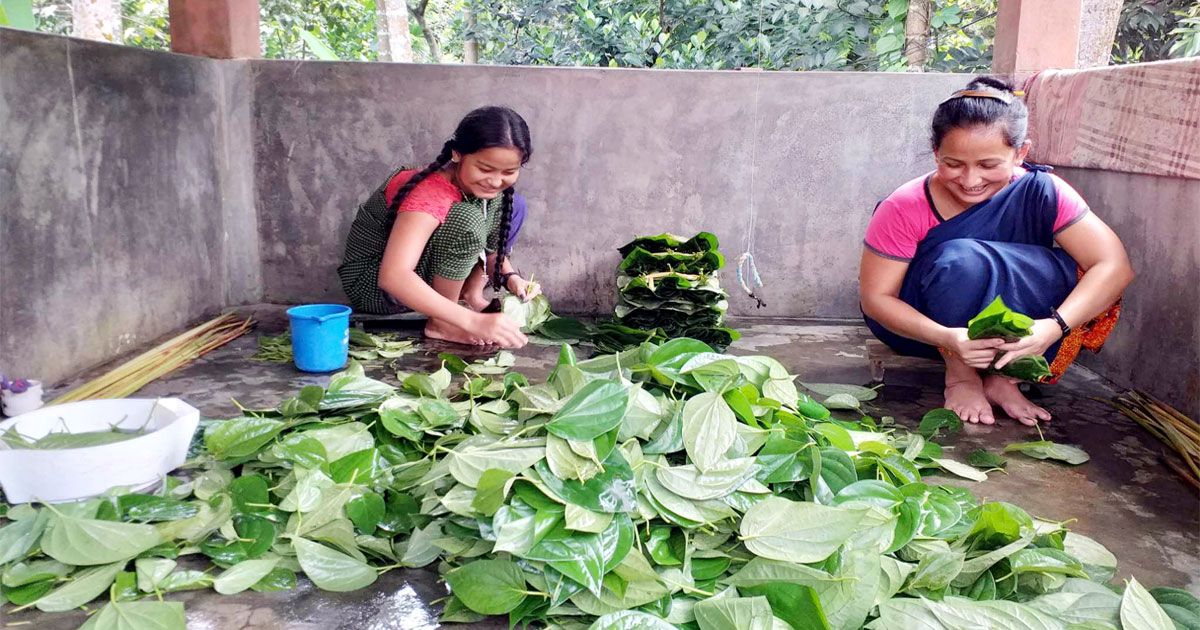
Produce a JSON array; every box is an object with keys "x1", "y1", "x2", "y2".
[
  {"x1": 424, "y1": 319, "x2": 486, "y2": 346},
  {"x1": 942, "y1": 352, "x2": 994, "y2": 424},
  {"x1": 983, "y1": 375, "x2": 1051, "y2": 426}
]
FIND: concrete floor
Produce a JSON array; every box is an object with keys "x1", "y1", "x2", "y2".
[{"x1": 7, "y1": 305, "x2": 1198, "y2": 629}]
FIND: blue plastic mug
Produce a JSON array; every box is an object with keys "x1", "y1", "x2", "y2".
[{"x1": 286, "y1": 304, "x2": 352, "y2": 373}]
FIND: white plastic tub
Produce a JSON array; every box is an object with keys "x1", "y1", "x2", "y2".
[{"x1": 0, "y1": 398, "x2": 199, "y2": 504}]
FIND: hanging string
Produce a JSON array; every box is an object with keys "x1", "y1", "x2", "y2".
[{"x1": 736, "y1": 0, "x2": 768, "y2": 309}]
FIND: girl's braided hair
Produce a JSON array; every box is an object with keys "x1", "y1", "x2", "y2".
[{"x1": 386, "y1": 106, "x2": 532, "y2": 300}]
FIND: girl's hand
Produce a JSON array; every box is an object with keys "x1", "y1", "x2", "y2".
[
  {"x1": 507, "y1": 275, "x2": 541, "y2": 302},
  {"x1": 940, "y1": 328, "x2": 1005, "y2": 369},
  {"x1": 471, "y1": 312, "x2": 528, "y2": 348},
  {"x1": 993, "y1": 319, "x2": 1062, "y2": 369}
]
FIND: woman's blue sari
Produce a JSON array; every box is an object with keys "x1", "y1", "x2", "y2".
[{"x1": 865, "y1": 165, "x2": 1079, "y2": 362}]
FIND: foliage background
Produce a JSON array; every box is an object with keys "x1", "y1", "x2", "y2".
[{"x1": 20, "y1": 0, "x2": 1200, "y2": 69}]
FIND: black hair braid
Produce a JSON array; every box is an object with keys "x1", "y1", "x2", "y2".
[
  {"x1": 492, "y1": 187, "x2": 516, "y2": 294},
  {"x1": 385, "y1": 141, "x2": 455, "y2": 220}
]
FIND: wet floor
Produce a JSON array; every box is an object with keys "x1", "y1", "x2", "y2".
[{"x1": 9, "y1": 305, "x2": 1198, "y2": 629}]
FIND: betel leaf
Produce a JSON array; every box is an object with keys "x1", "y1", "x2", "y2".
[
  {"x1": 801, "y1": 383, "x2": 879, "y2": 402},
  {"x1": 135, "y1": 558, "x2": 177, "y2": 593},
  {"x1": 42, "y1": 515, "x2": 163, "y2": 566},
  {"x1": 33, "y1": 561, "x2": 123, "y2": 612},
  {"x1": 534, "y1": 448, "x2": 637, "y2": 513},
  {"x1": 1004, "y1": 440, "x2": 1090, "y2": 465},
  {"x1": 528, "y1": 527, "x2": 607, "y2": 595},
  {"x1": 291, "y1": 537, "x2": 377, "y2": 592},
  {"x1": 967, "y1": 296, "x2": 1033, "y2": 342},
  {"x1": 250, "y1": 567, "x2": 297, "y2": 593},
  {"x1": 1008, "y1": 548, "x2": 1088, "y2": 577},
  {"x1": 0, "y1": 509, "x2": 50, "y2": 564},
  {"x1": 1121, "y1": 577, "x2": 1175, "y2": 630},
  {"x1": 682, "y1": 392, "x2": 738, "y2": 472},
  {"x1": 966, "y1": 449, "x2": 1008, "y2": 469},
  {"x1": 444, "y1": 558, "x2": 529, "y2": 615},
  {"x1": 106, "y1": 495, "x2": 198, "y2": 522},
  {"x1": 545, "y1": 380, "x2": 630, "y2": 441},
  {"x1": 472, "y1": 468, "x2": 516, "y2": 517},
  {"x1": 932, "y1": 457, "x2": 989, "y2": 482},
  {"x1": 918, "y1": 408, "x2": 963, "y2": 438},
  {"x1": 655, "y1": 456, "x2": 757, "y2": 500},
  {"x1": 3, "y1": 559, "x2": 71, "y2": 587},
  {"x1": 739, "y1": 496, "x2": 867, "y2": 563},
  {"x1": 588, "y1": 610, "x2": 678, "y2": 630},
  {"x1": 1063, "y1": 532, "x2": 1117, "y2": 582},
  {"x1": 447, "y1": 437, "x2": 546, "y2": 488},
  {"x1": 213, "y1": 557, "x2": 281, "y2": 595},
  {"x1": 869, "y1": 595, "x2": 1064, "y2": 629},
  {"x1": 203, "y1": 417, "x2": 285, "y2": 460},
  {"x1": 738, "y1": 582, "x2": 831, "y2": 630},
  {"x1": 694, "y1": 595, "x2": 775, "y2": 630},
  {"x1": 823, "y1": 393, "x2": 861, "y2": 411},
  {"x1": 79, "y1": 600, "x2": 186, "y2": 630},
  {"x1": 345, "y1": 492, "x2": 386, "y2": 534}
]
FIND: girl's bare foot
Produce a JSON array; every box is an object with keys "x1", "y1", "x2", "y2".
[
  {"x1": 424, "y1": 319, "x2": 486, "y2": 346},
  {"x1": 983, "y1": 375, "x2": 1051, "y2": 426},
  {"x1": 942, "y1": 352, "x2": 994, "y2": 425}
]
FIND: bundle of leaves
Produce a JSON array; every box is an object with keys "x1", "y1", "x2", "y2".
[
  {"x1": 525, "y1": 233, "x2": 739, "y2": 353},
  {"x1": 968, "y1": 296, "x2": 1054, "y2": 383},
  {"x1": 610, "y1": 232, "x2": 739, "y2": 351},
  {"x1": 3, "y1": 340, "x2": 1195, "y2": 630}
]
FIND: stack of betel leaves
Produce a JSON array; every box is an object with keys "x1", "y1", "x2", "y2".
[
  {"x1": 609, "y1": 233, "x2": 739, "y2": 352},
  {"x1": 967, "y1": 296, "x2": 1054, "y2": 383},
  {"x1": 2, "y1": 340, "x2": 1196, "y2": 630}
]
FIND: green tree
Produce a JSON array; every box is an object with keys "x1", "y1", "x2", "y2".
[{"x1": 1112, "y1": 0, "x2": 1192, "y2": 63}]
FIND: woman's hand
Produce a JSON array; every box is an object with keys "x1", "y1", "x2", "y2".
[
  {"x1": 470, "y1": 312, "x2": 528, "y2": 348},
  {"x1": 507, "y1": 275, "x2": 542, "y2": 302},
  {"x1": 940, "y1": 328, "x2": 1005, "y2": 369},
  {"x1": 993, "y1": 319, "x2": 1062, "y2": 369}
]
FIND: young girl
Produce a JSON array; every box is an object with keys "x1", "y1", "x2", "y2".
[
  {"x1": 338, "y1": 106, "x2": 539, "y2": 348},
  {"x1": 860, "y1": 77, "x2": 1133, "y2": 426}
]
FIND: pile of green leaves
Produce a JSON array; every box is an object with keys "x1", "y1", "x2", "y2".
[
  {"x1": 607, "y1": 232, "x2": 739, "y2": 352},
  {"x1": 968, "y1": 296, "x2": 1053, "y2": 383},
  {"x1": 3, "y1": 339, "x2": 1195, "y2": 629}
]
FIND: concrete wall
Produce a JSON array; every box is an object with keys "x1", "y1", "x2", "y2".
[
  {"x1": 3, "y1": 28, "x2": 1195, "y2": 415},
  {"x1": 0, "y1": 28, "x2": 260, "y2": 385},
  {"x1": 251, "y1": 61, "x2": 965, "y2": 317},
  {"x1": 1054, "y1": 167, "x2": 1200, "y2": 417}
]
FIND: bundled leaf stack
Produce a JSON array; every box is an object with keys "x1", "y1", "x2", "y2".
[
  {"x1": 610, "y1": 232, "x2": 739, "y2": 352},
  {"x1": 968, "y1": 296, "x2": 1053, "y2": 383},
  {"x1": 2, "y1": 340, "x2": 1195, "y2": 629}
]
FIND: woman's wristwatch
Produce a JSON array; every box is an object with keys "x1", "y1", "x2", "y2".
[{"x1": 1049, "y1": 308, "x2": 1071, "y2": 337}]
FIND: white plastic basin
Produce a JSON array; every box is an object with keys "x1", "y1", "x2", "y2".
[{"x1": 0, "y1": 398, "x2": 199, "y2": 504}]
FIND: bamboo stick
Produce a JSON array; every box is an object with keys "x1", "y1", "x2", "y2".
[
  {"x1": 1108, "y1": 390, "x2": 1199, "y2": 489},
  {"x1": 51, "y1": 314, "x2": 253, "y2": 403}
]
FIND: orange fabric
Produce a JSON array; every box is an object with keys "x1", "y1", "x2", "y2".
[{"x1": 1046, "y1": 268, "x2": 1123, "y2": 383}]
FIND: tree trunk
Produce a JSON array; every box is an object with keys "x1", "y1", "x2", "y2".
[
  {"x1": 377, "y1": 0, "x2": 414, "y2": 62},
  {"x1": 464, "y1": 7, "x2": 478, "y2": 63},
  {"x1": 408, "y1": 0, "x2": 441, "y2": 63},
  {"x1": 1077, "y1": 0, "x2": 1122, "y2": 68},
  {"x1": 902, "y1": 0, "x2": 931, "y2": 69},
  {"x1": 72, "y1": 0, "x2": 121, "y2": 43}
]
